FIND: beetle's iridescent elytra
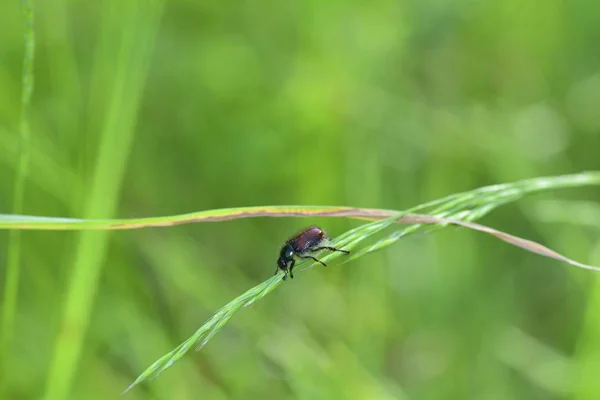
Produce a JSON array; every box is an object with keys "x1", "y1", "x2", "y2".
[{"x1": 275, "y1": 226, "x2": 349, "y2": 280}]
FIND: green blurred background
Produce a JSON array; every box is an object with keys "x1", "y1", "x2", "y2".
[{"x1": 1, "y1": 0, "x2": 600, "y2": 399}]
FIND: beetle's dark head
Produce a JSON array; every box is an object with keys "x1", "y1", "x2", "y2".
[{"x1": 277, "y1": 244, "x2": 294, "y2": 270}]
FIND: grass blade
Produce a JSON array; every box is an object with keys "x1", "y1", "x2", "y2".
[
  {"x1": 0, "y1": 0, "x2": 35, "y2": 393},
  {"x1": 0, "y1": 172, "x2": 598, "y2": 231},
  {"x1": 122, "y1": 212, "x2": 405, "y2": 394},
  {"x1": 123, "y1": 173, "x2": 600, "y2": 392},
  {"x1": 42, "y1": 2, "x2": 165, "y2": 399}
]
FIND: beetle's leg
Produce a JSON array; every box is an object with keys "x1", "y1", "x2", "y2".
[
  {"x1": 310, "y1": 246, "x2": 350, "y2": 254},
  {"x1": 275, "y1": 266, "x2": 288, "y2": 280},
  {"x1": 299, "y1": 255, "x2": 327, "y2": 267},
  {"x1": 288, "y1": 259, "x2": 295, "y2": 279}
]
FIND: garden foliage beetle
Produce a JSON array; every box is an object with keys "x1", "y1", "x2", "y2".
[{"x1": 275, "y1": 226, "x2": 350, "y2": 280}]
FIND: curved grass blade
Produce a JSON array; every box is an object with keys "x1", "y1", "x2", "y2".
[
  {"x1": 122, "y1": 212, "x2": 405, "y2": 394},
  {"x1": 123, "y1": 174, "x2": 600, "y2": 392},
  {"x1": 0, "y1": 172, "x2": 598, "y2": 231},
  {"x1": 354, "y1": 215, "x2": 600, "y2": 272}
]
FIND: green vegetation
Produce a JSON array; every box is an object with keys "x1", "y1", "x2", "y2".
[{"x1": 1, "y1": 1, "x2": 600, "y2": 399}]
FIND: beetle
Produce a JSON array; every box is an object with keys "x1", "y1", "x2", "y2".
[{"x1": 275, "y1": 226, "x2": 350, "y2": 280}]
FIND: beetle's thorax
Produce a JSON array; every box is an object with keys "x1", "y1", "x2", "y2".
[{"x1": 277, "y1": 243, "x2": 294, "y2": 269}]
